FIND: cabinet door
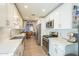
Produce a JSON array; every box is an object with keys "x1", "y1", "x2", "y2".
[
  {"x1": 19, "y1": 44, "x2": 24, "y2": 56},
  {"x1": 0, "y1": 4, "x2": 8, "y2": 27},
  {"x1": 51, "y1": 44, "x2": 58, "y2": 56},
  {"x1": 56, "y1": 45, "x2": 65, "y2": 56},
  {"x1": 49, "y1": 41, "x2": 57, "y2": 56},
  {"x1": 14, "y1": 42, "x2": 24, "y2": 56},
  {"x1": 14, "y1": 48, "x2": 19, "y2": 56},
  {"x1": 8, "y1": 4, "x2": 20, "y2": 29}
]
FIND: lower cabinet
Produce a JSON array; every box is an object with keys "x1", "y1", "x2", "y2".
[
  {"x1": 49, "y1": 39, "x2": 78, "y2": 56},
  {"x1": 14, "y1": 40, "x2": 24, "y2": 56}
]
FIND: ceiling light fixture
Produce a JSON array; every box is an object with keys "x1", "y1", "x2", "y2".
[
  {"x1": 25, "y1": 16, "x2": 29, "y2": 19},
  {"x1": 42, "y1": 9, "x2": 46, "y2": 12},
  {"x1": 24, "y1": 5, "x2": 28, "y2": 8}
]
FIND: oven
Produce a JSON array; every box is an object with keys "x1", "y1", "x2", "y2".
[{"x1": 42, "y1": 37, "x2": 49, "y2": 54}]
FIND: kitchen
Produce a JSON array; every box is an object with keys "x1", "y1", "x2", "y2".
[{"x1": 0, "y1": 3, "x2": 79, "y2": 56}]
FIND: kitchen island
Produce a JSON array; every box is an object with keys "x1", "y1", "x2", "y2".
[{"x1": 48, "y1": 37, "x2": 78, "y2": 56}]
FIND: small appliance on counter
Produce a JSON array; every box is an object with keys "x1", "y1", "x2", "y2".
[
  {"x1": 49, "y1": 32, "x2": 58, "y2": 37},
  {"x1": 67, "y1": 32, "x2": 77, "y2": 43},
  {"x1": 43, "y1": 32, "x2": 58, "y2": 38}
]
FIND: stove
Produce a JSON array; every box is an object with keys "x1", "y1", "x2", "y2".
[{"x1": 42, "y1": 37, "x2": 49, "y2": 55}]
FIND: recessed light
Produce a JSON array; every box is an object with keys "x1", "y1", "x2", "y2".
[
  {"x1": 13, "y1": 15, "x2": 18, "y2": 18},
  {"x1": 42, "y1": 9, "x2": 46, "y2": 12},
  {"x1": 25, "y1": 16, "x2": 29, "y2": 19},
  {"x1": 24, "y1": 5, "x2": 28, "y2": 8}
]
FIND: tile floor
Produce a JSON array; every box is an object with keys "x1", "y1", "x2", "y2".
[{"x1": 23, "y1": 36, "x2": 47, "y2": 56}]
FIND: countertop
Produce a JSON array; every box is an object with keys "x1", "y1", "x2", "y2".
[
  {"x1": 0, "y1": 33, "x2": 25, "y2": 56},
  {"x1": 48, "y1": 37, "x2": 78, "y2": 46},
  {"x1": 48, "y1": 37, "x2": 78, "y2": 56}
]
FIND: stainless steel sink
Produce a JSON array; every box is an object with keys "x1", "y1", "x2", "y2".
[{"x1": 11, "y1": 36, "x2": 24, "y2": 39}]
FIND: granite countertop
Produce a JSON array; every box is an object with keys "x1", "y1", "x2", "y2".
[
  {"x1": 0, "y1": 33, "x2": 25, "y2": 56},
  {"x1": 49, "y1": 37, "x2": 78, "y2": 56},
  {"x1": 48, "y1": 37, "x2": 78, "y2": 46}
]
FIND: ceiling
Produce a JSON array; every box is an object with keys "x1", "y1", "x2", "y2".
[{"x1": 16, "y1": 3, "x2": 61, "y2": 21}]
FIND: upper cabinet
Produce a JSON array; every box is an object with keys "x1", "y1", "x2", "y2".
[
  {"x1": 0, "y1": 4, "x2": 8, "y2": 27},
  {"x1": 8, "y1": 4, "x2": 23, "y2": 29},
  {"x1": 8, "y1": 4, "x2": 20, "y2": 29},
  {"x1": 0, "y1": 3, "x2": 23, "y2": 29},
  {"x1": 45, "y1": 4, "x2": 73, "y2": 29},
  {"x1": 55, "y1": 4, "x2": 73, "y2": 29}
]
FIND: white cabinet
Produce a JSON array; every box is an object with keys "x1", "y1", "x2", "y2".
[
  {"x1": 49, "y1": 38, "x2": 78, "y2": 56},
  {"x1": 0, "y1": 4, "x2": 8, "y2": 27},
  {"x1": 8, "y1": 4, "x2": 20, "y2": 29},
  {"x1": 14, "y1": 41, "x2": 24, "y2": 56},
  {"x1": 0, "y1": 3, "x2": 23, "y2": 29}
]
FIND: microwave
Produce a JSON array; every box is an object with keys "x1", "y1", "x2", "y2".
[{"x1": 46, "y1": 20, "x2": 54, "y2": 28}]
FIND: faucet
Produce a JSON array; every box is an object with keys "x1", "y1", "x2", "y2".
[
  {"x1": 10, "y1": 29, "x2": 12, "y2": 38},
  {"x1": 10, "y1": 29, "x2": 13, "y2": 38}
]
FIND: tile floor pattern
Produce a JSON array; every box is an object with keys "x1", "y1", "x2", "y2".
[{"x1": 23, "y1": 36, "x2": 47, "y2": 56}]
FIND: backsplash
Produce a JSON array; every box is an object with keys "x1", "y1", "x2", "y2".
[
  {"x1": 44, "y1": 29, "x2": 78, "y2": 39},
  {"x1": 56, "y1": 29, "x2": 78, "y2": 39},
  {"x1": 10, "y1": 29, "x2": 22, "y2": 38},
  {"x1": 0, "y1": 27, "x2": 10, "y2": 41},
  {"x1": 0, "y1": 27, "x2": 22, "y2": 41}
]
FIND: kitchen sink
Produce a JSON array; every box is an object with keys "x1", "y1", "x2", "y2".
[{"x1": 11, "y1": 36, "x2": 24, "y2": 39}]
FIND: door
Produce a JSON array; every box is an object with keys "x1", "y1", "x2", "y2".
[{"x1": 37, "y1": 24, "x2": 41, "y2": 45}]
